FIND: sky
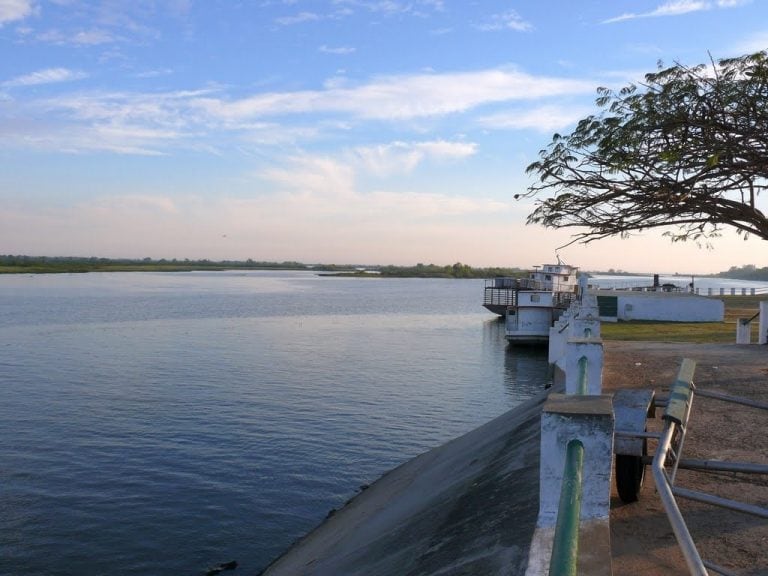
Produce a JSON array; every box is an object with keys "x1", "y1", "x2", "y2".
[{"x1": 2, "y1": 0, "x2": 768, "y2": 274}]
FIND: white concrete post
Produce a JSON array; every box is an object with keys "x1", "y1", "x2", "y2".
[
  {"x1": 736, "y1": 320, "x2": 751, "y2": 344},
  {"x1": 759, "y1": 301, "x2": 768, "y2": 345},
  {"x1": 708, "y1": 288, "x2": 712, "y2": 296},
  {"x1": 720, "y1": 288, "x2": 725, "y2": 295},
  {"x1": 571, "y1": 317, "x2": 601, "y2": 340},
  {"x1": 525, "y1": 394, "x2": 614, "y2": 576},
  {"x1": 564, "y1": 339, "x2": 603, "y2": 395},
  {"x1": 549, "y1": 322, "x2": 567, "y2": 365},
  {"x1": 549, "y1": 305, "x2": 575, "y2": 365},
  {"x1": 578, "y1": 273, "x2": 589, "y2": 302}
]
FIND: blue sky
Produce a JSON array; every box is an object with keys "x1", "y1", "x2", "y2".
[{"x1": 1, "y1": 0, "x2": 767, "y2": 273}]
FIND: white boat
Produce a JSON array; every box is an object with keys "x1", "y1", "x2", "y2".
[{"x1": 499, "y1": 262, "x2": 579, "y2": 345}]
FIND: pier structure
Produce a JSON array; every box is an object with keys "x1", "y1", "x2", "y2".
[{"x1": 526, "y1": 278, "x2": 615, "y2": 575}]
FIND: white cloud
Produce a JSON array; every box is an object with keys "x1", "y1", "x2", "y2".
[
  {"x1": 261, "y1": 155, "x2": 357, "y2": 198},
  {"x1": 319, "y1": 44, "x2": 356, "y2": 54},
  {"x1": 0, "y1": 0, "x2": 33, "y2": 26},
  {"x1": 134, "y1": 68, "x2": 174, "y2": 79},
  {"x1": 3, "y1": 67, "x2": 87, "y2": 87},
  {"x1": 36, "y1": 28, "x2": 117, "y2": 45},
  {"x1": 604, "y1": 1, "x2": 708, "y2": 23},
  {"x1": 731, "y1": 30, "x2": 768, "y2": 54},
  {"x1": 351, "y1": 139, "x2": 477, "y2": 176},
  {"x1": 475, "y1": 11, "x2": 533, "y2": 32},
  {"x1": 71, "y1": 29, "x2": 115, "y2": 45},
  {"x1": 256, "y1": 150, "x2": 497, "y2": 222},
  {"x1": 0, "y1": 66, "x2": 596, "y2": 155},
  {"x1": 332, "y1": 1, "x2": 414, "y2": 16},
  {"x1": 275, "y1": 11, "x2": 321, "y2": 25},
  {"x1": 190, "y1": 68, "x2": 595, "y2": 121},
  {"x1": 603, "y1": 0, "x2": 747, "y2": 23},
  {"x1": 479, "y1": 105, "x2": 592, "y2": 133},
  {"x1": 653, "y1": 0, "x2": 709, "y2": 16},
  {"x1": 1, "y1": 88, "x2": 216, "y2": 154}
]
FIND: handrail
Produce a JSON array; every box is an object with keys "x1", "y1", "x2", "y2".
[
  {"x1": 651, "y1": 359, "x2": 768, "y2": 575},
  {"x1": 653, "y1": 421, "x2": 708, "y2": 575},
  {"x1": 695, "y1": 389, "x2": 768, "y2": 411},
  {"x1": 671, "y1": 486, "x2": 768, "y2": 519},
  {"x1": 549, "y1": 440, "x2": 585, "y2": 576},
  {"x1": 652, "y1": 359, "x2": 708, "y2": 575}
]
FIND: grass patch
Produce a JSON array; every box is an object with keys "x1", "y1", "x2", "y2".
[{"x1": 601, "y1": 295, "x2": 765, "y2": 343}]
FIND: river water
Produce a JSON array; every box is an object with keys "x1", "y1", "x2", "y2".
[{"x1": 0, "y1": 271, "x2": 551, "y2": 576}]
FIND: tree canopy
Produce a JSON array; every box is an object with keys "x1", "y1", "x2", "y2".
[{"x1": 521, "y1": 50, "x2": 768, "y2": 246}]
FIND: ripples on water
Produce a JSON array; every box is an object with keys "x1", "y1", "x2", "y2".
[{"x1": 0, "y1": 271, "x2": 550, "y2": 575}]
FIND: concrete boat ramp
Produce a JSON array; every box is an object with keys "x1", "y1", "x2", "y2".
[{"x1": 262, "y1": 389, "x2": 547, "y2": 576}]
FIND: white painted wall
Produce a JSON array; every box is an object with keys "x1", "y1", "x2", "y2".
[{"x1": 600, "y1": 292, "x2": 724, "y2": 322}]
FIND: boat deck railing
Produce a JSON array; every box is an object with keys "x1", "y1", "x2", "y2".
[
  {"x1": 483, "y1": 286, "x2": 517, "y2": 308},
  {"x1": 483, "y1": 279, "x2": 578, "y2": 308}
]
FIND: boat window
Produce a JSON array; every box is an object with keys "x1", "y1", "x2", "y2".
[
  {"x1": 531, "y1": 294, "x2": 540, "y2": 302},
  {"x1": 564, "y1": 276, "x2": 569, "y2": 281},
  {"x1": 545, "y1": 275, "x2": 551, "y2": 281}
]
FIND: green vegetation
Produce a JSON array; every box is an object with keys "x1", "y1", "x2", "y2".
[
  {"x1": 601, "y1": 296, "x2": 763, "y2": 343},
  {"x1": 364, "y1": 263, "x2": 523, "y2": 279},
  {"x1": 523, "y1": 50, "x2": 768, "y2": 247},
  {"x1": 0, "y1": 255, "x2": 524, "y2": 279},
  {"x1": 0, "y1": 255, "x2": 312, "y2": 274},
  {"x1": 718, "y1": 264, "x2": 768, "y2": 281}
]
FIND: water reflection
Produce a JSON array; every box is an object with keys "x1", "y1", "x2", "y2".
[
  {"x1": 481, "y1": 317, "x2": 552, "y2": 401},
  {"x1": 503, "y1": 344, "x2": 550, "y2": 401}
]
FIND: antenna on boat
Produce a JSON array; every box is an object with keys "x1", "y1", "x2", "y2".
[{"x1": 556, "y1": 252, "x2": 563, "y2": 266}]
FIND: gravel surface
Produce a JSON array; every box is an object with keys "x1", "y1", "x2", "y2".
[{"x1": 604, "y1": 341, "x2": 768, "y2": 576}]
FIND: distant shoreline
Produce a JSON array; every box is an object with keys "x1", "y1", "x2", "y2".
[
  {"x1": 0, "y1": 257, "x2": 525, "y2": 279},
  {"x1": 1, "y1": 255, "x2": 762, "y2": 280}
]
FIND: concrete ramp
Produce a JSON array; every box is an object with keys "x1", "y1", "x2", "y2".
[{"x1": 262, "y1": 389, "x2": 550, "y2": 576}]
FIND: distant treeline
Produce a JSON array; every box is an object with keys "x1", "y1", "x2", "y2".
[
  {"x1": 0, "y1": 255, "x2": 314, "y2": 274},
  {"x1": 0, "y1": 255, "x2": 525, "y2": 279},
  {"x1": 719, "y1": 265, "x2": 768, "y2": 281},
  {"x1": 375, "y1": 262, "x2": 524, "y2": 279}
]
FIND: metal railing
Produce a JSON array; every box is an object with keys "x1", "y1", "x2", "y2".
[
  {"x1": 482, "y1": 287, "x2": 517, "y2": 308},
  {"x1": 652, "y1": 363, "x2": 707, "y2": 574},
  {"x1": 652, "y1": 359, "x2": 768, "y2": 576}
]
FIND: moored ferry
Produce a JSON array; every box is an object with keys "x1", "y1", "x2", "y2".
[{"x1": 483, "y1": 261, "x2": 580, "y2": 344}]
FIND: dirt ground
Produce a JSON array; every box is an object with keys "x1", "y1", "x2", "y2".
[{"x1": 603, "y1": 341, "x2": 768, "y2": 576}]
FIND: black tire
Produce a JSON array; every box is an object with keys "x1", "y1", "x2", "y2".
[{"x1": 615, "y1": 439, "x2": 647, "y2": 503}]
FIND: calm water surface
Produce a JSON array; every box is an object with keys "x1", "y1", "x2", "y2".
[{"x1": 0, "y1": 271, "x2": 550, "y2": 576}]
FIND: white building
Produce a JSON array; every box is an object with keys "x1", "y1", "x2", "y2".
[{"x1": 595, "y1": 291, "x2": 724, "y2": 322}]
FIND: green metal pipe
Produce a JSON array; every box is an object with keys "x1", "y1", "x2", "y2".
[
  {"x1": 549, "y1": 440, "x2": 585, "y2": 576},
  {"x1": 577, "y1": 356, "x2": 588, "y2": 395}
]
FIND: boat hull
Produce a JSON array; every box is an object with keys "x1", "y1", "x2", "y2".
[
  {"x1": 483, "y1": 303, "x2": 510, "y2": 316},
  {"x1": 505, "y1": 292, "x2": 572, "y2": 345}
]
